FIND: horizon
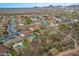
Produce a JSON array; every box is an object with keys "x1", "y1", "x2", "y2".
[{"x1": 0, "y1": 3, "x2": 78, "y2": 8}]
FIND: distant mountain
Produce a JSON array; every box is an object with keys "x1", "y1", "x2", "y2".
[
  {"x1": 41, "y1": 4, "x2": 79, "y2": 9},
  {"x1": 44, "y1": 4, "x2": 79, "y2": 8},
  {"x1": 67, "y1": 5, "x2": 79, "y2": 7},
  {"x1": 47, "y1": 5, "x2": 54, "y2": 7},
  {"x1": 65, "y1": 5, "x2": 79, "y2": 9},
  {"x1": 34, "y1": 5, "x2": 60, "y2": 8},
  {"x1": 34, "y1": 6, "x2": 39, "y2": 8}
]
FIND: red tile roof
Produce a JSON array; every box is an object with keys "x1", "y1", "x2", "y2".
[
  {"x1": 31, "y1": 25, "x2": 40, "y2": 30},
  {"x1": 0, "y1": 44, "x2": 8, "y2": 53}
]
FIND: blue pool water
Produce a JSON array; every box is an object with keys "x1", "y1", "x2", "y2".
[{"x1": 15, "y1": 45, "x2": 22, "y2": 49}]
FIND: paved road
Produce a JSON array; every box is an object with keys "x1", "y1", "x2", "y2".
[
  {"x1": 1, "y1": 17, "x2": 22, "y2": 41},
  {"x1": 7, "y1": 20, "x2": 14, "y2": 34}
]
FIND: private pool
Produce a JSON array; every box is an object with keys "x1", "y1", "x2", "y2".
[{"x1": 15, "y1": 45, "x2": 22, "y2": 49}]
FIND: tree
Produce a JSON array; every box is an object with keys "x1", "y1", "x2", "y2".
[
  {"x1": 23, "y1": 18, "x2": 32, "y2": 25},
  {"x1": 18, "y1": 38, "x2": 31, "y2": 56},
  {"x1": 48, "y1": 48, "x2": 59, "y2": 55},
  {"x1": 58, "y1": 24, "x2": 69, "y2": 31},
  {"x1": 22, "y1": 38, "x2": 29, "y2": 47},
  {"x1": 8, "y1": 49, "x2": 17, "y2": 56}
]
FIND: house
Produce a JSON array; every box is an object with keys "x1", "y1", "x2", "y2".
[
  {"x1": 20, "y1": 34, "x2": 25, "y2": 37},
  {"x1": 39, "y1": 20, "x2": 47, "y2": 27},
  {"x1": 27, "y1": 33, "x2": 37, "y2": 42},
  {"x1": 20, "y1": 30, "x2": 31, "y2": 37},
  {"x1": 19, "y1": 23, "x2": 24, "y2": 26},
  {"x1": 0, "y1": 44, "x2": 9, "y2": 56},
  {"x1": 74, "y1": 19, "x2": 78, "y2": 22},
  {"x1": 28, "y1": 38, "x2": 32, "y2": 42},
  {"x1": 29, "y1": 25, "x2": 40, "y2": 31},
  {"x1": 16, "y1": 15, "x2": 22, "y2": 23},
  {"x1": 13, "y1": 42, "x2": 23, "y2": 49},
  {"x1": 53, "y1": 17, "x2": 72, "y2": 25},
  {"x1": 13, "y1": 35, "x2": 23, "y2": 42},
  {"x1": 30, "y1": 15, "x2": 40, "y2": 24}
]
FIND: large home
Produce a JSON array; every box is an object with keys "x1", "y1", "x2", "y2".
[
  {"x1": 13, "y1": 42, "x2": 23, "y2": 49},
  {"x1": 16, "y1": 15, "x2": 22, "y2": 24},
  {"x1": 12, "y1": 41, "x2": 23, "y2": 55},
  {"x1": 53, "y1": 18, "x2": 62, "y2": 24},
  {"x1": 27, "y1": 33, "x2": 38, "y2": 42},
  {"x1": 29, "y1": 25, "x2": 40, "y2": 31},
  {"x1": 12, "y1": 35, "x2": 23, "y2": 42},
  {"x1": 73, "y1": 19, "x2": 78, "y2": 22},
  {"x1": 52, "y1": 17, "x2": 72, "y2": 25},
  {"x1": 19, "y1": 30, "x2": 31, "y2": 37},
  {"x1": 30, "y1": 15, "x2": 40, "y2": 24},
  {"x1": 62, "y1": 18, "x2": 71, "y2": 24},
  {"x1": 39, "y1": 20, "x2": 48, "y2": 27},
  {"x1": 0, "y1": 44, "x2": 9, "y2": 56}
]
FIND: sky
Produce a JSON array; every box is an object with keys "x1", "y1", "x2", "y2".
[{"x1": 0, "y1": 3, "x2": 78, "y2": 8}]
